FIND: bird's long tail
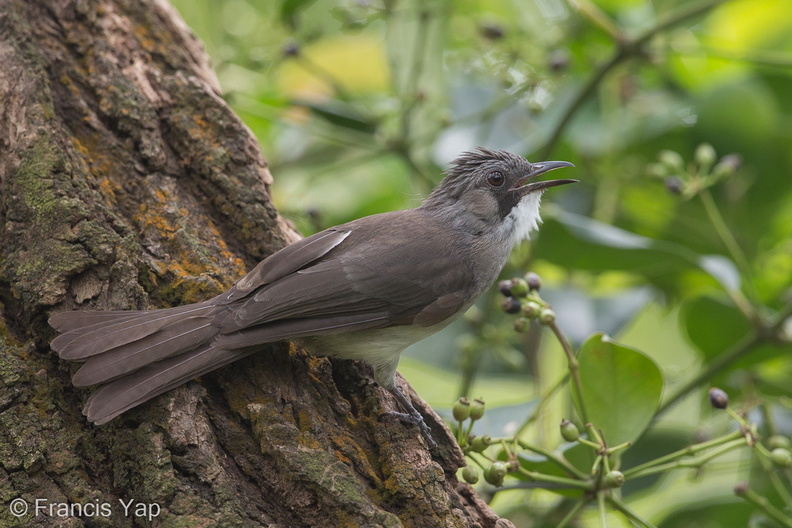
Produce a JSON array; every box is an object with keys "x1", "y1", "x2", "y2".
[{"x1": 49, "y1": 302, "x2": 255, "y2": 424}]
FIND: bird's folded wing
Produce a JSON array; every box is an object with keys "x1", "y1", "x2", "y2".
[
  {"x1": 219, "y1": 219, "x2": 476, "y2": 336},
  {"x1": 222, "y1": 229, "x2": 351, "y2": 298}
]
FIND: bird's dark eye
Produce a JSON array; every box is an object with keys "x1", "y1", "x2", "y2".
[{"x1": 487, "y1": 171, "x2": 505, "y2": 187}]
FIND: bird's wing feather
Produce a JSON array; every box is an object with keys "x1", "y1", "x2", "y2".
[
  {"x1": 220, "y1": 211, "x2": 475, "y2": 336},
  {"x1": 223, "y1": 229, "x2": 351, "y2": 298}
]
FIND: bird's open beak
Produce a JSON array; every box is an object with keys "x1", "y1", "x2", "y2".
[{"x1": 516, "y1": 161, "x2": 577, "y2": 194}]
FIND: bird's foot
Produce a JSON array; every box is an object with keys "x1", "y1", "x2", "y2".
[{"x1": 383, "y1": 386, "x2": 438, "y2": 449}]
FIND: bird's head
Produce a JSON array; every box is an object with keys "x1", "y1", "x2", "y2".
[{"x1": 422, "y1": 148, "x2": 576, "y2": 245}]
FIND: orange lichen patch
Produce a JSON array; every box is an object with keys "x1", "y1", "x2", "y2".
[
  {"x1": 70, "y1": 136, "x2": 90, "y2": 158},
  {"x1": 97, "y1": 178, "x2": 119, "y2": 204},
  {"x1": 134, "y1": 184, "x2": 247, "y2": 303},
  {"x1": 133, "y1": 23, "x2": 173, "y2": 57},
  {"x1": 69, "y1": 134, "x2": 123, "y2": 202}
]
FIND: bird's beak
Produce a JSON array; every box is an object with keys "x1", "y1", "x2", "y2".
[{"x1": 516, "y1": 161, "x2": 577, "y2": 194}]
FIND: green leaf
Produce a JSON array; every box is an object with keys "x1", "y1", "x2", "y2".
[
  {"x1": 681, "y1": 295, "x2": 750, "y2": 361},
  {"x1": 535, "y1": 210, "x2": 741, "y2": 293},
  {"x1": 280, "y1": 0, "x2": 318, "y2": 27},
  {"x1": 578, "y1": 333, "x2": 663, "y2": 446}
]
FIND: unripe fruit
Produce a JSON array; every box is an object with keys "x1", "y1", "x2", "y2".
[
  {"x1": 484, "y1": 461, "x2": 508, "y2": 486},
  {"x1": 770, "y1": 448, "x2": 792, "y2": 468},
  {"x1": 521, "y1": 301, "x2": 541, "y2": 319},
  {"x1": 462, "y1": 465, "x2": 479, "y2": 484},
  {"x1": 658, "y1": 149, "x2": 684, "y2": 173},
  {"x1": 470, "y1": 398, "x2": 486, "y2": 421},
  {"x1": 470, "y1": 435, "x2": 492, "y2": 453},
  {"x1": 513, "y1": 317, "x2": 530, "y2": 333},
  {"x1": 560, "y1": 419, "x2": 580, "y2": 442},
  {"x1": 470, "y1": 398, "x2": 484, "y2": 421},
  {"x1": 604, "y1": 470, "x2": 625, "y2": 488},
  {"x1": 768, "y1": 435, "x2": 792, "y2": 450},
  {"x1": 539, "y1": 308, "x2": 556, "y2": 325},
  {"x1": 509, "y1": 278, "x2": 529, "y2": 298},
  {"x1": 453, "y1": 397, "x2": 471, "y2": 422},
  {"x1": 695, "y1": 143, "x2": 717, "y2": 171}
]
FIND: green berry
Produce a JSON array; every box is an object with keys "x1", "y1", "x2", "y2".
[
  {"x1": 658, "y1": 149, "x2": 684, "y2": 173},
  {"x1": 539, "y1": 308, "x2": 556, "y2": 325},
  {"x1": 770, "y1": 448, "x2": 792, "y2": 468},
  {"x1": 453, "y1": 397, "x2": 471, "y2": 422},
  {"x1": 768, "y1": 435, "x2": 792, "y2": 450},
  {"x1": 521, "y1": 301, "x2": 541, "y2": 319},
  {"x1": 509, "y1": 277, "x2": 529, "y2": 297},
  {"x1": 695, "y1": 143, "x2": 717, "y2": 171},
  {"x1": 560, "y1": 419, "x2": 580, "y2": 442},
  {"x1": 462, "y1": 466, "x2": 479, "y2": 484},
  {"x1": 470, "y1": 435, "x2": 492, "y2": 453},
  {"x1": 604, "y1": 470, "x2": 625, "y2": 488},
  {"x1": 513, "y1": 317, "x2": 530, "y2": 333},
  {"x1": 484, "y1": 461, "x2": 508, "y2": 486},
  {"x1": 470, "y1": 398, "x2": 485, "y2": 421}
]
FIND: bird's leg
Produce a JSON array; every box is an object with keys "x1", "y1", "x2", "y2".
[{"x1": 383, "y1": 384, "x2": 437, "y2": 449}]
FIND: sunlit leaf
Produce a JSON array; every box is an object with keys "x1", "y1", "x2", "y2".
[
  {"x1": 697, "y1": 255, "x2": 741, "y2": 291},
  {"x1": 578, "y1": 333, "x2": 663, "y2": 447}
]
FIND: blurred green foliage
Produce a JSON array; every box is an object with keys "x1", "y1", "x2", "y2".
[{"x1": 170, "y1": 0, "x2": 792, "y2": 526}]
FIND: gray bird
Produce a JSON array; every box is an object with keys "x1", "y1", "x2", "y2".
[{"x1": 50, "y1": 148, "x2": 575, "y2": 446}]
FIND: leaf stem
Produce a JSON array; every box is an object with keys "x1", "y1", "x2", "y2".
[
  {"x1": 698, "y1": 188, "x2": 760, "y2": 315},
  {"x1": 597, "y1": 491, "x2": 608, "y2": 528},
  {"x1": 623, "y1": 429, "x2": 744, "y2": 478},
  {"x1": 549, "y1": 321, "x2": 589, "y2": 424},
  {"x1": 519, "y1": 467, "x2": 594, "y2": 490},
  {"x1": 626, "y1": 438, "x2": 748, "y2": 479},
  {"x1": 516, "y1": 370, "x2": 570, "y2": 437},
  {"x1": 556, "y1": 498, "x2": 590, "y2": 528},
  {"x1": 658, "y1": 298, "x2": 792, "y2": 415},
  {"x1": 609, "y1": 496, "x2": 659, "y2": 528},
  {"x1": 737, "y1": 484, "x2": 792, "y2": 528},
  {"x1": 515, "y1": 439, "x2": 588, "y2": 479}
]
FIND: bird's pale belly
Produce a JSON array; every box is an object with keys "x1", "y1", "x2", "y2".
[{"x1": 298, "y1": 319, "x2": 454, "y2": 388}]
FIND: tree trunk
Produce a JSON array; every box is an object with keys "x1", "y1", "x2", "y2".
[{"x1": 0, "y1": 1, "x2": 514, "y2": 526}]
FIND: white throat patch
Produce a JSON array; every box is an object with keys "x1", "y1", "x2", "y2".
[{"x1": 503, "y1": 192, "x2": 544, "y2": 248}]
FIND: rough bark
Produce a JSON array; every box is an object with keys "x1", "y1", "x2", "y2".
[{"x1": 0, "y1": 1, "x2": 514, "y2": 527}]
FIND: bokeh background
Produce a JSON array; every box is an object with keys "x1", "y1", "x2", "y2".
[{"x1": 168, "y1": 1, "x2": 792, "y2": 526}]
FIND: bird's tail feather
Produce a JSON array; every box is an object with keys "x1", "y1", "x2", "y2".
[
  {"x1": 82, "y1": 344, "x2": 256, "y2": 424},
  {"x1": 49, "y1": 302, "x2": 243, "y2": 424},
  {"x1": 50, "y1": 302, "x2": 217, "y2": 360}
]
